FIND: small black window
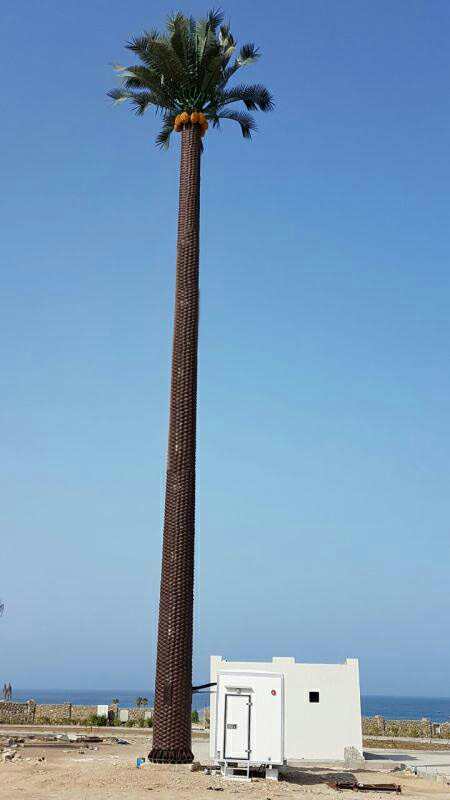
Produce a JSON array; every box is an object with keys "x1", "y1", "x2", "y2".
[{"x1": 309, "y1": 691, "x2": 320, "y2": 703}]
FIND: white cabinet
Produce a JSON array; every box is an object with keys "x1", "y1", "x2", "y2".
[{"x1": 214, "y1": 671, "x2": 284, "y2": 766}]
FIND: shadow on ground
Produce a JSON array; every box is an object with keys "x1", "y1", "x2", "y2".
[
  {"x1": 281, "y1": 769, "x2": 357, "y2": 786},
  {"x1": 364, "y1": 752, "x2": 417, "y2": 762}
]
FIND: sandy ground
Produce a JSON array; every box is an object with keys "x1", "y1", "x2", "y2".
[{"x1": 1, "y1": 733, "x2": 449, "y2": 800}]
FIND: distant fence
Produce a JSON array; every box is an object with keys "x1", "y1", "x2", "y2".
[
  {"x1": 0, "y1": 700, "x2": 155, "y2": 726},
  {"x1": 363, "y1": 715, "x2": 450, "y2": 739},
  {"x1": 0, "y1": 703, "x2": 447, "y2": 737}
]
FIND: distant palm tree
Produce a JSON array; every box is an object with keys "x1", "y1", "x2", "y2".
[
  {"x1": 136, "y1": 696, "x2": 148, "y2": 708},
  {"x1": 109, "y1": 9, "x2": 273, "y2": 764}
]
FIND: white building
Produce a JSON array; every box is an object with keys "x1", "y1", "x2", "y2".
[{"x1": 210, "y1": 655, "x2": 363, "y2": 770}]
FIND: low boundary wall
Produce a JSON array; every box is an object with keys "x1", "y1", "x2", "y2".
[
  {"x1": 0, "y1": 701, "x2": 153, "y2": 725},
  {"x1": 363, "y1": 716, "x2": 450, "y2": 739},
  {"x1": 1, "y1": 703, "x2": 447, "y2": 736}
]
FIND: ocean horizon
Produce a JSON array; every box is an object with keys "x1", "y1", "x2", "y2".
[{"x1": 7, "y1": 691, "x2": 450, "y2": 722}]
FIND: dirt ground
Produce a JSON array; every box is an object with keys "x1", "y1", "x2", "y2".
[{"x1": 1, "y1": 733, "x2": 449, "y2": 800}]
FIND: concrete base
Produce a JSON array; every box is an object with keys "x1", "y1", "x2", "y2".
[
  {"x1": 222, "y1": 763, "x2": 250, "y2": 781},
  {"x1": 265, "y1": 766, "x2": 280, "y2": 781},
  {"x1": 344, "y1": 747, "x2": 366, "y2": 770},
  {"x1": 220, "y1": 762, "x2": 281, "y2": 782}
]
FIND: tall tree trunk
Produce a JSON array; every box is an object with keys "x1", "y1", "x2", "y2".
[{"x1": 148, "y1": 124, "x2": 201, "y2": 764}]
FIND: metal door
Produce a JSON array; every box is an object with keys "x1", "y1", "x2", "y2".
[{"x1": 224, "y1": 693, "x2": 251, "y2": 760}]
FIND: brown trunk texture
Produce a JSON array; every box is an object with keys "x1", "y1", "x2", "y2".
[{"x1": 148, "y1": 125, "x2": 201, "y2": 764}]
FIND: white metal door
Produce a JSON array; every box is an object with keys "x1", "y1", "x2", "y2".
[{"x1": 224, "y1": 694, "x2": 250, "y2": 760}]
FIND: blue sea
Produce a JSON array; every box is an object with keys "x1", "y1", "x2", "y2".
[
  {"x1": 10, "y1": 691, "x2": 450, "y2": 721},
  {"x1": 361, "y1": 696, "x2": 450, "y2": 722}
]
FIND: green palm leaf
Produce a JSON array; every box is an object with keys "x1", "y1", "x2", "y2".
[
  {"x1": 108, "y1": 9, "x2": 273, "y2": 147},
  {"x1": 215, "y1": 83, "x2": 274, "y2": 111},
  {"x1": 156, "y1": 113, "x2": 177, "y2": 149},
  {"x1": 216, "y1": 108, "x2": 257, "y2": 138},
  {"x1": 206, "y1": 8, "x2": 224, "y2": 31}
]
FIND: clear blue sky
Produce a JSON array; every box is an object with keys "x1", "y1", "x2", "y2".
[{"x1": 1, "y1": 0, "x2": 449, "y2": 696}]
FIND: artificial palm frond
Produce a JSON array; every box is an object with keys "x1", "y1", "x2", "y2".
[
  {"x1": 109, "y1": 9, "x2": 273, "y2": 147},
  {"x1": 108, "y1": 88, "x2": 128, "y2": 104},
  {"x1": 156, "y1": 113, "x2": 178, "y2": 149},
  {"x1": 237, "y1": 43, "x2": 260, "y2": 64},
  {"x1": 215, "y1": 108, "x2": 257, "y2": 138},
  {"x1": 167, "y1": 12, "x2": 188, "y2": 34},
  {"x1": 108, "y1": 88, "x2": 164, "y2": 115},
  {"x1": 213, "y1": 83, "x2": 274, "y2": 111},
  {"x1": 206, "y1": 8, "x2": 225, "y2": 31},
  {"x1": 127, "y1": 34, "x2": 185, "y2": 84}
]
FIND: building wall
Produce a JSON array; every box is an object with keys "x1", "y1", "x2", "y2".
[{"x1": 210, "y1": 655, "x2": 363, "y2": 762}]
